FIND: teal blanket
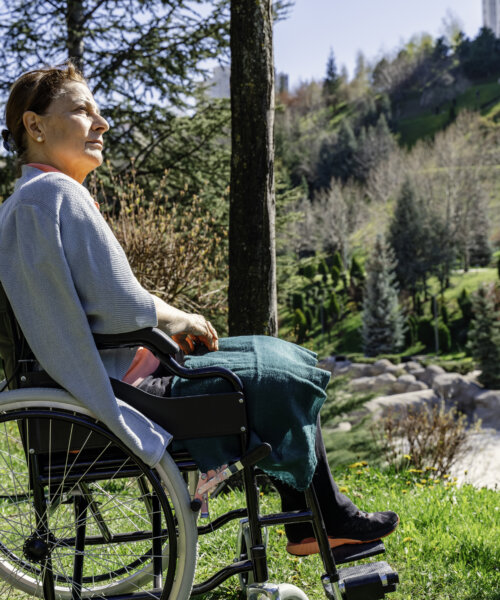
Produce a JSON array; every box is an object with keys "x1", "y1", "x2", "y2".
[{"x1": 170, "y1": 336, "x2": 330, "y2": 490}]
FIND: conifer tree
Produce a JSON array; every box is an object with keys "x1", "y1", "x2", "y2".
[
  {"x1": 467, "y1": 284, "x2": 500, "y2": 389},
  {"x1": 388, "y1": 179, "x2": 427, "y2": 303},
  {"x1": 322, "y1": 48, "x2": 340, "y2": 106},
  {"x1": 362, "y1": 236, "x2": 405, "y2": 357}
]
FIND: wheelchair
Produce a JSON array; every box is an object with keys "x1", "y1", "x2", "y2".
[{"x1": 0, "y1": 290, "x2": 399, "y2": 600}]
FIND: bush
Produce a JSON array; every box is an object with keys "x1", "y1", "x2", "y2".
[
  {"x1": 101, "y1": 171, "x2": 228, "y2": 330},
  {"x1": 417, "y1": 316, "x2": 435, "y2": 349},
  {"x1": 293, "y1": 308, "x2": 308, "y2": 343},
  {"x1": 291, "y1": 292, "x2": 305, "y2": 312},
  {"x1": 375, "y1": 402, "x2": 473, "y2": 477},
  {"x1": 457, "y1": 288, "x2": 473, "y2": 323},
  {"x1": 437, "y1": 320, "x2": 452, "y2": 353}
]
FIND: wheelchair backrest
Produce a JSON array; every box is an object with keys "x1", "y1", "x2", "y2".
[{"x1": 0, "y1": 281, "x2": 32, "y2": 389}]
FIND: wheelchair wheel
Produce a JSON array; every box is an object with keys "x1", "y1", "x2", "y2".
[{"x1": 0, "y1": 390, "x2": 197, "y2": 599}]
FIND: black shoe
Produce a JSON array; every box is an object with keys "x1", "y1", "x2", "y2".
[
  {"x1": 286, "y1": 510, "x2": 399, "y2": 556},
  {"x1": 333, "y1": 510, "x2": 400, "y2": 541}
]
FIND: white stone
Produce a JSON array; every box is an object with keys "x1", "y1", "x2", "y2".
[
  {"x1": 364, "y1": 389, "x2": 439, "y2": 418},
  {"x1": 333, "y1": 422, "x2": 352, "y2": 433},
  {"x1": 369, "y1": 359, "x2": 396, "y2": 376},
  {"x1": 474, "y1": 390, "x2": 500, "y2": 430},
  {"x1": 404, "y1": 361, "x2": 422, "y2": 373},
  {"x1": 432, "y1": 373, "x2": 468, "y2": 400},
  {"x1": 347, "y1": 363, "x2": 372, "y2": 378},
  {"x1": 419, "y1": 364, "x2": 446, "y2": 386}
]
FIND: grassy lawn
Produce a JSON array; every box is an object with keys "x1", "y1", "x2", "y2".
[
  {"x1": 396, "y1": 80, "x2": 500, "y2": 146},
  {"x1": 196, "y1": 470, "x2": 499, "y2": 599}
]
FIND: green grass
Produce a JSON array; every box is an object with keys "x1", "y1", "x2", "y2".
[
  {"x1": 196, "y1": 470, "x2": 500, "y2": 599},
  {"x1": 395, "y1": 80, "x2": 500, "y2": 146}
]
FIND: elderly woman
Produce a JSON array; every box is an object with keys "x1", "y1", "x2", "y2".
[{"x1": 0, "y1": 65, "x2": 398, "y2": 557}]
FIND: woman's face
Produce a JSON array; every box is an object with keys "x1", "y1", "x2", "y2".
[{"x1": 24, "y1": 81, "x2": 109, "y2": 183}]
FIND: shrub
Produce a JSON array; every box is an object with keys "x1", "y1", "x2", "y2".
[
  {"x1": 98, "y1": 170, "x2": 228, "y2": 331},
  {"x1": 331, "y1": 265, "x2": 340, "y2": 287},
  {"x1": 291, "y1": 292, "x2": 305, "y2": 312},
  {"x1": 417, "y1": 317, "x2": 435, "y2": 349},
  {"x1": 457, "y1": 288, "x2": 473, "y2": 323},
  {"x1": 437, "y1": 320, "x2": 452, "y2": 353},
  {"x1": 293, "y1": 308, "x2": 308, "y2": 343},
  {"x1": 374, "y1": 402, "x2": 473, "y2": 477},
  {"x1": 332, "y1": 251, "x2": 344, "y2": 272}
]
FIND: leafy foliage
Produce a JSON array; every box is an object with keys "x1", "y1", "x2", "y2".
[{"x1": 91, "y1": 166, "x2": 229, "y2": 332}]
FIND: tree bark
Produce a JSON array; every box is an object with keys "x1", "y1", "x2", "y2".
[
  {"x1": 67, "y1": 0, "x2": 84, "y2": 72},
  {"x1": 228, "y1": 0, "x2": 277, "y2": 336}
]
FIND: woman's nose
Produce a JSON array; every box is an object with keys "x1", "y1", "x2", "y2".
[{"x1": 94, "y1": 114, "x2": 110, "y2": 133}]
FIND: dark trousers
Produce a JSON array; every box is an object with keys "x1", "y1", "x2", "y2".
[{"x1": 138, "y1": 371, "x2": 358, "y2": 543}]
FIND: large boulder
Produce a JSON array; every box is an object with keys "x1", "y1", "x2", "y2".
[
  {"x1": 347, "y1": 363, "x2": 373, "y2": 379},
  {"x1": 403, "y1": 361, "x2": 422, "y2": 374},
  {"x1": 364, "y1": 389, "x2": 439, "y2": 418},
  {"x1": 349, "y1": 373, "x2": 397, "y2": 394},
  {"x1": 432, "y1": 372, "x2": 467, "y2": 400},
  {"x1": 474, "y1": 390, "x2": 500, "y2": 430},
  {"x1": 369, "y1": 359, "x2": 396, "y2": 376},
  {"x1": 417, "y1": 364, "x2": 446, "y2": 387},
  {"x1": 393, "y1": 374, "x2": 428, "y2": 394}
]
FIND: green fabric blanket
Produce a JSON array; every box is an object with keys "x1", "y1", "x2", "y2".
[{"x1": 170, "y1": 336, "x2": 330, "y2": 490}]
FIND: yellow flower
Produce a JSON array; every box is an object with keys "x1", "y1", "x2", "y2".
[
  {"x1": 276, "y1": 529, "x2": 285, "y2": 537},
  {"x1": 416, "y1": 483, "x2": 423, "y2": 488},
  {"x1": 443, "y1": 474, "x2": 450, "y2": 479},
  {"x1": 403, "y1": 454, "x2": 412, "y2": 461},
  {"x1": 348, "y1": 461, "x2": 368, "y2": 468},
  {"x1": 406, "y1": 481, "x2": 412, "y2": 485},
  {"x1": 339, "y1": 486, "x2": 350, "y2": 494},
  {"x1": 408, "y1": 469, "x2": 423, "y2": 474},
  {"x1": 403, "y1": 537, "x2": 413, "y2": 543},
  {"x1": 402, "y1": 490, "x2": 407, "y2": 494}
]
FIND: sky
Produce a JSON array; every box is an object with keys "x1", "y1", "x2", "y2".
[{"x1": 273, "y1": 0, "x2": 483, "y2": 89}]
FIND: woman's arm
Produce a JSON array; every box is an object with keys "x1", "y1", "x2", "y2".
[{"x1": 152, "y1": 295, "x2": 219, "y2": 353}]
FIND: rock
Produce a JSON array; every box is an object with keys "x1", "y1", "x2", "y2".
[
  {"x1": 348, "y1": 373, "x2": 397, "y2": 394},
  {"x1": 332, "y1": 421, "x2": 352, "y2": 433},
  {"x1": 347, "y1": 363, "x2": 372, "y2": 379},
  {"x1": 333, "y1": 360, "x2": 352, "y2": 376},
  {"x1": 418, "y1": 364, "x2": 446, "y2": 386},
  {"x1": 407, "y1": 381, "x2": 429, "y2": 392},
  {"x1": 369, "y1": 359, "x2": 396, "y2": 376},
  {"x1": 404, "y1": 361, "x2": 422, "y2": 373},
  {"x1": 432, "y1": 372, "x2": 467, "y2": 400},
  {"x1": 364, "y1": 389, "x2": 439, "y2": 418},
  {"x1": 409, "y1": 367, "x2": 426, "y2": 380},
  {"x1": 474, "y1": 390, "x2": 500, "y2": 430},
  {"x1": 317, "y1": 356, "x2": 337, "y2": 375},
  {"x1": 374, "y1": 373, "x2": 397, "y2": 390}
]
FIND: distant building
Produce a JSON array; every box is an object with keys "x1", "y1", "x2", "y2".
[
  {"x1": 205, "y1": 66, "x2": 289, "y2": 99},
  {"x1": 483, "y1": 0, "x2": 500, "y2": 37},
  {"x1": 206, "y1": 66, "x2": 230, "y2": 99}
]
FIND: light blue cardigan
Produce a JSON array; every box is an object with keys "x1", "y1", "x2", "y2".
[{"x1": 0, "y1": 166, "x2": 170, "y2": 466}]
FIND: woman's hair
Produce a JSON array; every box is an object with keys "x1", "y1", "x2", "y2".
[{"x1": 2, "y1": 63, "x2": 86, "y2": 171}]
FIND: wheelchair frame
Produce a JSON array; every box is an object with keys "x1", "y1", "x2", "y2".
[{"x1": 0, "y1": 317, "x2": 399, "y2": 600}]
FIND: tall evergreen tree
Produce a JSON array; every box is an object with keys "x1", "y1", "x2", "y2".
[
  {"x1": 388, "y1": 179, "x2": 427, "y2": 302},
  {"x1": 322, "y1": 48, "x2": 340, "y2": 106},
  {"x1": 362, "y1": 236, "x2": 405, "y2": 357},
  {"x1": 467, "y1": 285, "x2": 500, "y2": 389}
]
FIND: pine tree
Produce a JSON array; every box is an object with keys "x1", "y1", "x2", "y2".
[
  {"x1": 467, "y1": 284, "x2": 500, "y2": 389},
  {"x1": 362, "y1": 236, "x2": 405, "y2": 357},
  {"x1": 388, "y1": 179, "x2": 427, "y2": 302},
  {"x1": 322, "y1": 48, "x2": 340, "y2": 106}
]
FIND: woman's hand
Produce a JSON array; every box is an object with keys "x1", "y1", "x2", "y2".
[
  {"x1": 172, "y1": 313, "x2": 219, "y2": 354},
  {"x1": 152, "y1": 295, "x2": 218, "y2": 354}
]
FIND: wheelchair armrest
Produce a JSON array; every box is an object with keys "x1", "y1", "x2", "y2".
[
  {"x1": 94, "y1": 327, "x2": 244, "y2": 393},
  {"x1": 94, "y1": 327, "x2": 180, "y2": 357}
]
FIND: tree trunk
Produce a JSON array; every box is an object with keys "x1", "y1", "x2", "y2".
[
  {"x1": 67, "y1": 0, "x2": 84, "y2": 72},
  {"x1": 228, "y1": 0, "x2": 277, "y2": 336}
]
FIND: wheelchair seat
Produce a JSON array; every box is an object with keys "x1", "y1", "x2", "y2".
[{"x1": 0, "y1": 283, "x2": 399, "y2": 600}]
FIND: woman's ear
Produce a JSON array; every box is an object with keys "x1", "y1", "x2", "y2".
[{"x1": 22, "y1": 111, "x2": 44, "y2": 143}]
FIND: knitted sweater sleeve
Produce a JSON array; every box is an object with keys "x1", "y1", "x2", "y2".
[
  {"x1": 0, "y1": 176, "x2": 168, "y2": 466},
  {"x1": 57, "y1": 181, "x2": 157, "y2": 334}
]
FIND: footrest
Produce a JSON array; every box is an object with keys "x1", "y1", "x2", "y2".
[
  {"x1": 337, "y1": 561, "x2": 398, "y2": 599},
  {"x1": 333, "y1": 541, "x2": 386, "y2": 565}
]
